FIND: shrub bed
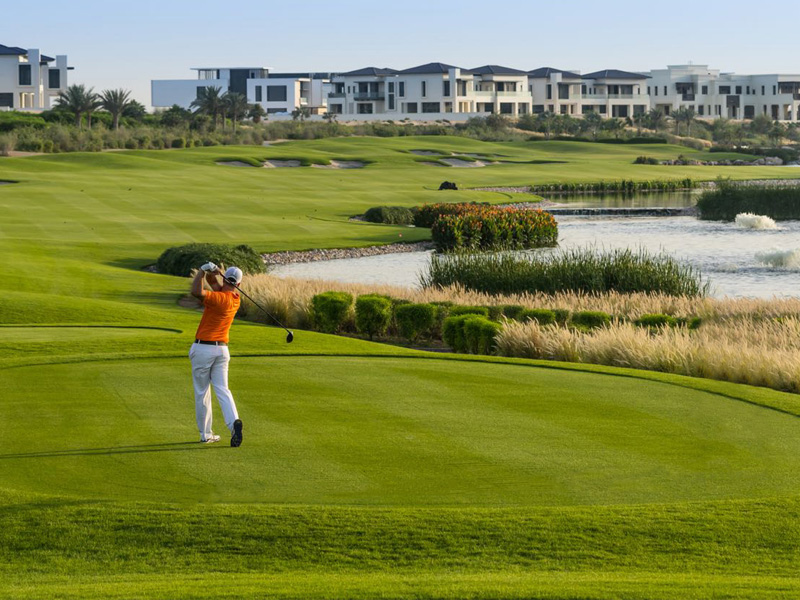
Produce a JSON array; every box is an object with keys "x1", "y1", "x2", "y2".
[
  {"x1": 156, "y1": 243, "x2": 264, "y2": 277},
  {"x1": 422, "y1": 248, "x2": 709, "y2": 297},
  {"x1": 528, "y1": 179, "x2": 695, "y2": 195},
  {"x1": 413, "y1": 202, "x2": 489, "y2": 228},
  {"x1": 697, "y1": 181, "x2": 800, "y2": 220},
  {"x1": 431, "y1": 206, "x2": 558, "y2": 252}
]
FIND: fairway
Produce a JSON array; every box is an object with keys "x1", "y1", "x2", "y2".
[{"x1": 3, "y1": 138, "x2": 800, "y2": 598}]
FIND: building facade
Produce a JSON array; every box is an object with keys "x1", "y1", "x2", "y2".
[
  {"x1": 150, "y1": 61, "x2": 800, "y2": 123},
  {"x1": 0, "y1": 44, "x2": 70, "y2": 110},
  {"x1": 648, "y1": 64, "x2": 800, "y2": 121},
  {"x1": 151, "y1": 67, "x2": 333, "y2": 115}
]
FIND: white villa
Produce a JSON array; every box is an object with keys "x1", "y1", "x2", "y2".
[
  {"x1": 648, "y1": 64, "x2": 800, "y2": 121},
  {"x1": 0, "y1": 44, "x2": 70, "y2": 110},
  {"x1": 151, "y1": 68, "x2": 332, "y2": 115},
  {"x1": 150, "y1": 61, "x2": 800, "y2": 123}
]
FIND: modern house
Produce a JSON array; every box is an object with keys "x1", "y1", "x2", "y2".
[
  {"x1": 647, "y1": 64, "x2": 800, "y2": 121},
  {"x1": 527, "y1": 67, "x2": 583, "y2": 115},
  {"x1": 579, "y1": 69, "x2": 650, "y2": 118},
  {"x1": 328, "y1": 62, "x2": 531, "y2": 119},
  {"x1": 151, "y1": 67, "x2": 333, "y2": 114},
  {"x1": 0, "y1": 44, "x2": 70, "y2": 110}
]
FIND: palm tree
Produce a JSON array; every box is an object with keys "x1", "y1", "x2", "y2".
[
  {"x1": 537, "y1": 111, "x2": 557, "y2": 140},
  {"x1": 602, "y1": 118, "x2": 626, "y2": 139},
  {"x1": 56, "y1": 84, "x2": 98, "y2": 129},
  {"x1": 581, "y1": 111, "x2": 603, "y2": 140},
  {"x1": 190, "y1": 86, "x2": 224, "y2": 130},
  {"x1": 632, "y1": 112, "x2": 648, "y2": 135},
  {"x1": 223, "y1": 93, "x2": 250, "y2": 131},
  {"x1": 768, "y1": 122, "x2": 786, "y2": 147},
  {"x1": 646, "y1": 108, "x2": 667, "y2": 133},
  {"x1": 291, "y1": 106, "x2": 310, "y2": 122},
  {"x1": 672, "y1": 107, "x2": 696, "y2": 137},
  {"x1": 248, "y1": 103, "x2": 266, "y2": 124},
  {"x1": 99, "y1": 89, "x2": 131, "y2": 130}
]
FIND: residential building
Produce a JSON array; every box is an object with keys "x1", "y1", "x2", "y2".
[
  {"x1": 328, "y1": 62, "x2": 531, "y2": 119},
  {"x1": 647, "y1": 64, "x2": 800, "y2": 121},
  {"x1": 579, "y1": 69, "x2": 650, "y2": 118},
  {"x1": 151, "y1": 67, "x2": 333, "y2": 114},
  {"x1": 0, "y1": 43, "x2": 70, "y2": 110},
  {"x1": 527, "y1": 67, "x2": 583, "y2": 115}
]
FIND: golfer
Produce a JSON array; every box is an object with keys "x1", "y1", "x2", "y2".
[{"x1": 189, "y1": 262, "x2": 244, "y2": 447}]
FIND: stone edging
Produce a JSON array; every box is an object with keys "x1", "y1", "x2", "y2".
[{"x1": 262, "y1": 241, "x2": 435, "y2": 266}]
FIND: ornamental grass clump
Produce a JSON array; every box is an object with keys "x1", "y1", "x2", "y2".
[{"x1": 422, "y1": 247, "x2": 709, "y2": 297}]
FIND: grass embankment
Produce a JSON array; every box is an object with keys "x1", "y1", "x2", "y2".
[{"x1": 2, "y1": 138, "x2": 800, "y2": 598}]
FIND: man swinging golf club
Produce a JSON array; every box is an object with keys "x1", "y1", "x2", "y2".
[{"x1": 189, "y1": 262, "x2": 243, "y2": 447}]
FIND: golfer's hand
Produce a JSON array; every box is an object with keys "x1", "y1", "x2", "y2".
[{"x1": 201, "y1": 262, "x2": 218, "y2": 273}]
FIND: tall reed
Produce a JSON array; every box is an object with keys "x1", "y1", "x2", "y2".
[
  {"x1": 422, "y1": 248, "x2": 709, "y2": 297},
  {"x1": 698, "y1": 181, "x2": 800, "y2": 221}
]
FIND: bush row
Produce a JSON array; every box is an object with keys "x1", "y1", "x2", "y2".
[
  {"x1": 308, "y1": 292, "x2": 702, "y2": 355},
  {"x1": 697, "y1": 181, "x2": 800, "y2": 221},
  {"x1": 156, "y1": 243, "x2": 265, "y2": 277},
  {"x1": 431, "y1": 206, "x2": 558, "y2": 251},
  {"x1": 528, "y1": 178, "x2": 696, "y2": 194}
]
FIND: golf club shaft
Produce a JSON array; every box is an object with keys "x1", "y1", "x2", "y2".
[{"x1": 232, "y1": 283, "x2": 292, "y2": 334}]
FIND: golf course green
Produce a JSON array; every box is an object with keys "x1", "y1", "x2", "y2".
[{"x1": 2, "y1": 136, "x2": 800, "y2": 599}]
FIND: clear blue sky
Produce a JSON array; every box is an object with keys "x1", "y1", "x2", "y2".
[{"x1": 3, "y1": 0, "x2": 798, "y2": 108}]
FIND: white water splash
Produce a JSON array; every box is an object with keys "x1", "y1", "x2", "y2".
[
  {"x1": 755, "y1": 249, "x2": 800, "y2": 269},
  {"x1": 735, "y1": 213, "x2": 777, "y2": 230}
]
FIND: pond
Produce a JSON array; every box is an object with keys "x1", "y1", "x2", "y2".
[{"x1": 271, "y1": 193, "x2": 800, "y2": 298}]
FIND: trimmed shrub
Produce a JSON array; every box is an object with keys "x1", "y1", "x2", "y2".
[
  {"x1": 518, "y1": 308, "x2": 557, "y2": 325},
  {"x1": 413, "y1": 202, "x2": 490, "y2": 228},
  {"x1": 552, "y1": 308, "x2": 570, "y2": 325},
  {"x1": 571, "y1": 310, "x2": 611, "y2": 330},
  {"x1": 635, "y1": 313, "x2": 677, "y2": 329},
  {"x1": 633, "y1": 156, "x2": 660, "y2": 165},
  {"x1": 688, "y1": 317, "x2": 703, "y2": 330},
  {"x1": 501, "y1": 305, "x2": 525, "y2": 320},
  {"x1": 464, "y1": 316, "x2": 503, "y2": 354},
  {"x1": 311, "y1": 292, "x2": 354, "y2": 334},
  {"x1": 486, "y1": 305, "x2": 504, "y2": 321},
  {"x1": 171, "y1": 137, "x2": 187, "y2": 149},
  {"x1": 362, "y1": 206, "x2": 415, "y2": 225},
  {"x1": 449, "y1": 305, "x2": 490, "y2": 318},
  {"x1": 395, "y1": 303, "x2": 437, "y2": 343},
  {"x1": 156, "y1": 242, "x2": 264, "y2": 277},
  {"x1": 443, "y1": 314, "x2": 479, "y2": 352},
  {"x1": 355, "y1": 294, "x2": 392, "y2": 340}
]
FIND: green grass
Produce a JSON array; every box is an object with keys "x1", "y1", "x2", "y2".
[{"x1": 2, "y1": 137, "x2": 800, "y2": 598}]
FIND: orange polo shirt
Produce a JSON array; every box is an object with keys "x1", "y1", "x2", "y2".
[{"x1": 195, "y1": 291, "x2": 240, "y2": 343}]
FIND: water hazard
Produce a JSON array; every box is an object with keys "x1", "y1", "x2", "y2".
[{"x1": 272, "y1": 192, "x2": 800, "y2": 298}]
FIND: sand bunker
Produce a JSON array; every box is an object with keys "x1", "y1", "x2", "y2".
[
  {"x1": 263, "y1": 160, "x2": 302, "y2": 168},
  {"x1": 311, "y1": 160, "x2": 365, "y2": 169},
  {"x1": 216, "y1": 161, "x2": 255, "y2": 167},
  {"x1": 421, "y1": 161, "x2": 446, "y2": 167},
  {"x1": 440, "y1": 158, "x2": 487, "y2": 168},
  {"x1": 410, "y1": 150, "x2": 441, "y2": 156},
  {"x1": 0, "y1": 180, "x2": 15, "y2": 185}
]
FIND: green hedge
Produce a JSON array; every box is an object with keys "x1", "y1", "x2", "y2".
[
  {"x1": 518, "y1": 308, "x2": 557, "y2": 325},
  {"x1": 449, "y1": 305, "x2": 490, "y2": 318},
  {"x1": 395, "y1": 303, "x2": 437, "y2": 343},
  {"x1": 571, "y1": 311, "x2": 611, "y2": 330},
  {"x1": 355, "y1": 294, "x2": 393, "y2": 340},
  {"x1": 363, "y1": 206, "x2": 415, "y2": 225},
  {"x1": 634, "y1": 313, "x2": 677, "y2": 329},
  {"x1": 311, "y1": 292, "x2": 353, "y2": 334},
  {"x1": 156, "y1": 243, "x2": 264, "y2": 277}
]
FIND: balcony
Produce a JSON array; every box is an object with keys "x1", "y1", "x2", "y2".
[
  {"x1": 681, "y1": 93, "x2": 696, "y2": 101},
  {"x1": 353, "y1": 92, "x2": 383, "y2": 101},
  {"x1": 328, "y1": 92, "x2": 345, "y2": 98},
  {"x1": 472, "y1": 90, "x2": 529, "y2": 97},
  {"x1": 581, "y1": 94, "x2": 647, "y2": 100}
]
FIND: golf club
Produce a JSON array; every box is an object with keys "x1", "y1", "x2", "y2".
[{"x1": 230, "y1": 281, "x2": 294, "y2": 343}]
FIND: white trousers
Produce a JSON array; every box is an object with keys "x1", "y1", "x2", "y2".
[{"x1": 189, "y1": 343, "x2": 239, "y2": 440}]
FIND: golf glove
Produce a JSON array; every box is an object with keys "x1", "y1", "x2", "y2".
[{"x1": 200, "y1": 262, "x2": 218, "y2": 273}]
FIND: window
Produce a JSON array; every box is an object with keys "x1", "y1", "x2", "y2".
[
  {"x1": 533, "y1": 104, "x2": 545, "y2": 114},
  {"x1": 357, "y1": 103, "x2": 373, "y2": 114},
  {"x1": 647, "y1": 86, "x2": 651, "y2": 95},
  {"x1": 266, "y1": 107, "x2": 287, "y2": 114},
  {"x1": 701, "y1": 85, "x2": 708, "y2": 94},
  {"x1": 196, "y1": 86, "x2": 207, "y2": 100},
  {"x1": 599, "y1": 105, "x2": 607, "y2": 114},
  {"x1": 388, "y1": 82, "x2": 394, "y2": 93},
  {"x1": 762, "y1": 85, "x2": 765, "y2": 95},
  {"x1": 47, "y1": 69, "x2": 60, "y2": 89},
  {"x1": 654, "y1": 87, "x2": 658, "y2": 96},
  {"x1": 581, "y1": 84, "x2": 587, "y2": 95},
  {"x1": 406, "y1": 102, "x2": 418, "y2": 113},
  {"x1": 388, "y1": 94, "x2": 395, "y2": 110},
  {"x1": 735, "y1": 85, "x2": 742, "y2": 94},
  {"x1": 0, "y1": 93, "x2": 12, "y2": 108},
  {"x1": 421, "y1": 102, "x2": 439, "y2": 113},
  {"x1": 746, "y1": 86, "x2": 750, "y2": 94},
  {"x1": 720, "y1": 86, "x2": 731, "y2": 94},
  {"x1": 421, "y1": 81, "x2": 427, "y2": 97},
  {"x1": 399, "y1": 82, "x2": 405, "y2": 97},
  {"x1": 255, "y1": 86, "x2": 262, "y2": 102},
  {"x1": 698, "y1": 105, "x2": 704, "y2": 115},
  {"x1": 663, "y1": 86, "x2": 667, "y2": 95},
  {"x1": 267, "y1": 85, "x2": 287, "y2": 102},
  {"x1": 18, "y1": 64, "x2": 31, "y2": 86},
  {"x1": 443, "y1": 80, "x2": 450, "y2": 96},
  {"x1": 773, "y1": 85, "x2": 777, "y2": 94},
  {"x1": 329, "y1": 104, "x2": 342, "y2": 114},
  {"x1": 546, "y1": 84, "x2": 552, "y2": 99}
]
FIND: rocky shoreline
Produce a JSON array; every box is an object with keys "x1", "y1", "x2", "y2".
[{"x1": 262, "y1": 241, "x2": 435, "y2": 266}]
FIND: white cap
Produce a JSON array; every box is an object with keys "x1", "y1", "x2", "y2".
[{"x1": 224, "y1": 266, "x2": 243, "y2": 285}]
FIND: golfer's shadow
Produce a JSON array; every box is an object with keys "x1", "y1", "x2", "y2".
[{"x1": 0, "y1": 441, "x2": 219, "y2": 460}]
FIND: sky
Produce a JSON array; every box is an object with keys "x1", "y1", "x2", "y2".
[{"x1": 2, "y1": 0, "x2": 798, "y2": 108}]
